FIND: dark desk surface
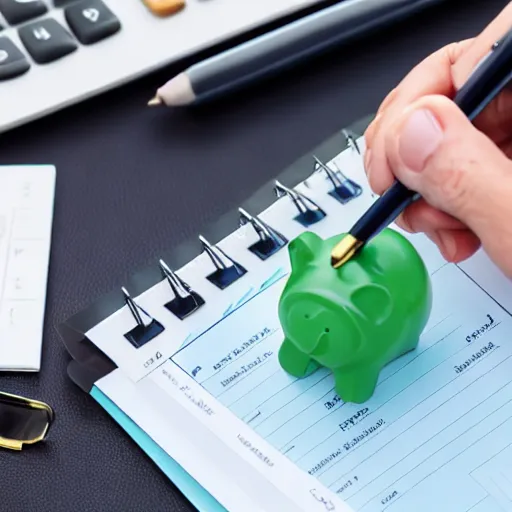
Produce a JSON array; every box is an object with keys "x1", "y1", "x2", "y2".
[{"x1": 0, "y1": 0, "x2": 507, "y2": 510}]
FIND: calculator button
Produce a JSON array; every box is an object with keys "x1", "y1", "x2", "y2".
[
  {"x1": 0, "y1": 0, "x2": 47, "y2": 25},
  {"x1": 143, "y1": 0, "x2": 185, "y2": 17},
  {"x1": 18, "y1": 18, "x2": 77, "y2": 64},
  {"x1": 0, "y1": 37, "x2": 30, "y2": 81},
  {"x1": 64, "y1": 0, "x2": 120, "y2": 45}
]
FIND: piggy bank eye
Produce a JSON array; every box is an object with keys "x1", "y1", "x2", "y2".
[{"x1": 350, "y1": 284, "x2": 392, "y2": 326}]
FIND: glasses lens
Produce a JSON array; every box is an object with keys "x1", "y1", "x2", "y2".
[{"x1": 0, "y1": 393, "x2": 52, "y2": 442}]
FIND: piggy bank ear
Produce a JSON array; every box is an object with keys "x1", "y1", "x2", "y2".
[
  {"x1": 288, "y1": 231, "x2": 322, "y2": 270},
  {"x1": 350, "y1": 284, "x2": 392, "y2": 326}
]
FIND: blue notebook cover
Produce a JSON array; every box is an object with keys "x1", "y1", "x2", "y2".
[{"x1": 91, "y1": 385, "x2": 226, "y2": 512}]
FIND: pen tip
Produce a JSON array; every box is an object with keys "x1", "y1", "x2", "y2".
[
  {"x1": 330, "y1": 234, "x2": 362, "y2": 269},
  {"x1": 147, "y1": 95, "x2": 162, "y2": 106}
]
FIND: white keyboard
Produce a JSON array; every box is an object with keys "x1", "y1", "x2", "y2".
[
  {"x1": 0, "y1": 0, "x2": 325, "y2": 133},
  {"x1": 0, "y1": 165, "x2": 55, "y2": 372}
]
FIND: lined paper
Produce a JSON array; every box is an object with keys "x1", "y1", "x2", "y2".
[{"x1": 88, "y1": 138, "x2": 512, "y2": 511}]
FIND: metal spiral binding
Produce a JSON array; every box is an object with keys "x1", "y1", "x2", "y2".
[
  {"x1": 199, "y1": 235, "x2": 247, "y2": 289},
  {"x1": 238, "y1": 207, "x2": 288, "y2": 260},
  {"x1": 159, "y1": 259, "x2": 205, "y2": 319},
  {"x1": 342, "y1": 129, "x2": 361, "y2": 155},
  {"x1": 313, "y1": 155, "x2": 362, "y2": 204},
  {"x1": 274, "y1": 179, "x2": 326, "y2": 227},
  {"x1": 122, "y1": 287, "x2": 164, "y2": 348}
]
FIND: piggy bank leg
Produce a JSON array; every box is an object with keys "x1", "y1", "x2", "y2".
[
  {"x1": 333, "y1": 365, "x2": 379, "y2": 404},
  {"x1": 278, "y1": 338, "x2": 319, "y2": 378},
  {"x1": 405, "y1": 334, "x2": 421, "y2": 353},
  {"x1": 392, "y1": 334, "x2": 421, "y2": 361}
]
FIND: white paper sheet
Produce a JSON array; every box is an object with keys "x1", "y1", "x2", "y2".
[{"x1": 0, "y1": 165, "x2": 56, "y2": 371}]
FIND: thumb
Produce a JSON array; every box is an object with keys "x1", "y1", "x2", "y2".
[{"x1": 384, "y1": 94, "x2": 512, "y2": 275}]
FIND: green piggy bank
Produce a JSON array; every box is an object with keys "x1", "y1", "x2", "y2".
[{"x1": 277, "y1": 228, "x2": 432, "y2": 404}]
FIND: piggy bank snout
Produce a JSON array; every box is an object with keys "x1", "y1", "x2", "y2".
[{"x1": 285, "y1": 299, "x2": 359, "y2": 355}]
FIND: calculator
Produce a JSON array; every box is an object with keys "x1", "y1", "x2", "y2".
[{"x1": 0, "y1": 0, "x2": 325, "y2": 133}]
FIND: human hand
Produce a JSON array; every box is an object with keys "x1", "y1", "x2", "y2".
[{"x1": 363, "y1": 3, "x2": 512, "y2": 277}]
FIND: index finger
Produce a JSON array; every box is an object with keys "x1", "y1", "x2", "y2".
[
  {"x1": 451, "y1": 2, "x2": 512, "y2": 87},
  {"x1": 375, "y1": 2, "x2": 512, "y2": 124}
]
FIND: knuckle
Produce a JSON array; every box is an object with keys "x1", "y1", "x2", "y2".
[
  {"x1": 378, "y1": 88, "x2": 398, "y2": 114},
  {"x1": 445, "y1": 40, "x2": 468, "y2": 65},
  {"x1": 364, "y1": 112, "x2": 383, "y2": 147},
  {"x1": 425, "y1": 149, "x2": 476, "y2": 210}
]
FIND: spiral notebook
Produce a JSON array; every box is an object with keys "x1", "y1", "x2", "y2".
[{"x1": 59, "y1": 114, "x2": 512, "y2": 512}]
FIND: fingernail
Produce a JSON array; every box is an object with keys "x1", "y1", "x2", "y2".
[
  {"x1": 395, "y1": 211, "x2": 414, "y2": 233},
  {"x1": 437, "y1": 230, "x2": 457, "y2": 261},
  {"x1": 399, "y1": 108, "x2": 443, "y2": 172}
]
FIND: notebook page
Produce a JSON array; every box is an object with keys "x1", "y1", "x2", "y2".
[
  {"x1": 92, "y1": 147, "x2": 370, "y2": 511},
  {"x1": 89, "y1": 140, "x2": 512, "y2": 511}
]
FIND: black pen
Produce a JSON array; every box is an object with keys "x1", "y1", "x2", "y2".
[{"x1": 331, "y1": 26, "x2": 512, "y2": 269}]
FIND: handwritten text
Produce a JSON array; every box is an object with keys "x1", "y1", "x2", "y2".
[
  {"x1": 237, "y1": 433, "x2": 274, "y2": 467},
  {"x1": 161, "y1": 367, "x2": 214, "y2": 416},
  {"x1": 309, "y1": 447, "x2": 343, "y2": 475},
  {"x1": 465, "y1": 314, "x2": 495, "y2": 343},
  {"x1": 336, "y1": 476, "x2": 359, "y2": 495},
  {"x1": 344, "y1": 419, "x2": 385, "y2": 451},
  {"x1": 454, "y1": 341, "x2": 497, "y2": 374},
  {"x1": 220, "y1": 351, "x2": 273, "y2": 388},
  {"x1": 339, "y1": 408, "x2": 369, "y2": 432},
  {"x1": 213, "y1": 327, "x2": 272, "y2": 371}
]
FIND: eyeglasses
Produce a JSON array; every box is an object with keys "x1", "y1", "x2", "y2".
[{"x1": 0, "y1": 391, "x2": 54, "y2": 450}]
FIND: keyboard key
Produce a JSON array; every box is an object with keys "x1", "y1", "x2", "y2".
[
  {"x1": 0, "y1": 37, "x2": 30, "y2": 81},
  {"x1": 53, "y1": 0, "x2": 78, "y2": 5},
  {"x1": 143, "y1": 0, "x2": 185, "y2": 17},
  {"x1": 0, "y1": 0, "x2": 47, "y2": 25},
  {"x1": 18, "y1": 18, "x2": 77, "y2": 64},
  {"x1": 64, "y1": 0, "x2": 120, "y2": 45}
]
